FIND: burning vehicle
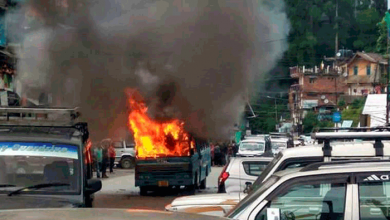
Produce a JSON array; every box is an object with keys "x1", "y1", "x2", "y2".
[{"x1": 127, "y1": 89, "x2": 211, "y2": 195}]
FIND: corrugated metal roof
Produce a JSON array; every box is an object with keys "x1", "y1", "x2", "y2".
[{"x1": 347, "y1": 52, "x2": 388, "y2": 65}]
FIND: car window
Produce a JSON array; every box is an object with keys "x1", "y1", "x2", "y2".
[
  {"x1": 112, "y1": 141, "x2": 123, "y2": 149},
  {"x1": 242, "y1": 161, "x2": 269, "y2": 176},
  {"x1": 358, "y1": 172, "x2": 390, "y2": 220},
  {"x1": 239, "y1": 142, "x2": 265, "y2": 151},
  {"x1": 255, "y1": 180, "x2": 347, "y2": 220},
  {"x1": 226, "y1": 176, "x2": 280, "y2": 218},
  {"x1": 251, "y1": 152, "x2": 283, "y2": 192},
  {"x1": 279, "y1": 158, "x2": 323, "y2": 170}
]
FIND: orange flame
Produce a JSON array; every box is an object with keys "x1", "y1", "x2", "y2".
[{"x1": 126, "y1": 89, "x2": 194, "y2": 158}]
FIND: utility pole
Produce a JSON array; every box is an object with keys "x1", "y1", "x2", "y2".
[
  {"x1": 335, "y1": 0, "x2": 339, "y2": 55},
  {"x1": 387, "y1": 1, "x2": 390, "y2": 124},
  {"x1": 274, "y1": 98, "x2": 277, "y2": 122}
]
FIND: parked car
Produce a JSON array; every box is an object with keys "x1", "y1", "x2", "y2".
[
  {"x1": 269, "y1": 138, "x2": 287, "y2": 155},
  {"x1": 1, "y1": 208, "x2": 229, "y2": 220},
  {"x1": 166, "y1": 130, "x2": 390, "y2": 218},
  {"x1": 218, "y1": 157, "x2": 272, "y2": 193},
  {"x1": 236, "y1": 139, "x2": 267, "y2": 157},
  {"x1": 112, "y1": 140, "x2": 136, "y2": 169},
  {"x1": 165, "y1": 157, "x2": 271, "y2": 216},
  {"x1": 247, "y1": 131, "x2": 390, "y2": 194},
  {"x1": 227, "y1": 159, "x2": 390, "y2": 220}
]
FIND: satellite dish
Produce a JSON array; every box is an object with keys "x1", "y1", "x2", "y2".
[
  {"x1": 324, "y1": 99, "x2": 329, "y2": 104},
  {"x1": 343, "y1": 72, "x2": 348, "y2": 77},
  {"x1": 336, "y1": 52, "x2": 341, "y2": 57},
  {"x1": 321, "y1": 95, "x2": 326, "y2": 100}
]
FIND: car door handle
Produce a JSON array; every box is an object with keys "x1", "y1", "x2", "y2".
[{"x1": 370, "y1": 208, "x2": 382, "y2": 215}]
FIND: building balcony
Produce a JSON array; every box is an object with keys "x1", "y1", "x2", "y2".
[{"x1": 290, "y1": 84, "x2": 301, "y2": 91}]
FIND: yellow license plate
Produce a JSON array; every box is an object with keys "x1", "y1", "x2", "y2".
[{"x1": 158, "y1": 181, "x2": 169, "y2": 187}]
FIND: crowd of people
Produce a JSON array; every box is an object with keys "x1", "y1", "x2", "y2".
[
  {"x1": 92, "y1": 140, "x2": 116, "y2": 179},
  {"x1": 210, "y1": 142, "x2": 238, "y2": 166}
]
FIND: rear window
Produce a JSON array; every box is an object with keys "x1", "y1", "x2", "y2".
[
  {"x1": 242, "y1": 161, "x2": 269, "y2": 176},
  {"x1": 239, "y1": 142, "x2": 265, "y2": 151}
]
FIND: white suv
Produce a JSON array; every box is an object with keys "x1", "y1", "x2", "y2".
[
  {"x1": 227, "y1": 159, "x2": 390, "y2": 220},
  {"x1": 248, "y1": 132, "x2": 390, "y2": 193},
  {"x1": 218, "y1": 157, "x2": 272, "y2": 193}
]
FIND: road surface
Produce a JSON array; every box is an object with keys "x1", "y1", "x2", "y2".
[{"x1": 94, "y1": 167, "x2": 223, "y2": 210}]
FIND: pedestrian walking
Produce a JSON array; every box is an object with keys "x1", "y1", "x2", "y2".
[
  {"x1": 94, "y1": 145, "x2": 103, "y2": 178},
  {"x1": 108, "y1": 144, "x2": 116, "y2": 174}
]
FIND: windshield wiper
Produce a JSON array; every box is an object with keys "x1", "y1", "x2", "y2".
[
  {"x1": 8, "y1": 183, "x2": 70, "y2": 196},
  {"x1": 0, "y1": 184, "x2": 16, "y2": 187}
]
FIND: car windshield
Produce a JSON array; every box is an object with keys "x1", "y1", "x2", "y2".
[
  {"x1": 226, "y1": 175, "x2": 280, "y2": 218},
  {"x1": 239, "y1": 142, "x2": 265, "y2": 151},
  {"x1": 0, "y1": 142, "x2": 81, "y2": 195},
  {"x1": 271, "y1": 142, "x2": 287, "y2": 150},
  {"x1": 250, "y1": 152, "x2": 283, "y2": 192}
]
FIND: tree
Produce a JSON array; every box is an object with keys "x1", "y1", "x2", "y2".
[
  {"x1": 341, "y1": 98, "x2": 366, "y2": 126},
  {"x1": 303, "y1": 111, "x2": 334, "y2": 133}
]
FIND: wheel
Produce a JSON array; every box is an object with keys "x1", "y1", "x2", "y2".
[
  {"x1": 84, "y1": 196, "x2": 93, "y2": 207},
  {"x1": 200, "y1": 178, "x2": 206, "y2": 189},
  {"x1": 194, "y1": 172, "x2": 199, "y2": 189},
  {"x1": 121, "y1": 157, "x2": 134, "y2": 169},
  {"x1": 139, "y1": 186, "x2": 148, "y2": 196}
]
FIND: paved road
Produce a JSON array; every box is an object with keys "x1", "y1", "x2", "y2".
[{"x1": 94, "y1": 167, "x2": 223, "y2": 210}]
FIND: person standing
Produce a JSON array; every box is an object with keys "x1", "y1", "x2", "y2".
[
  {"x1": 94, "y1": 145, "x2": 103, "y2": 178},
  {"x1": 214, "y1": 144, "x2": 221, "y2": 166},
  {"x1": 210, "y1": 142, "x2": 215, "y2": 166},
  {"x1": 101, "y1": 143, "x2": 109, "y2": 178},
  {"x1": 108, "y1": 143, "x2": 116, "y2": 174}
]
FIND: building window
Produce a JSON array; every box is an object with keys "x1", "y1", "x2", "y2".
[
  {"x1": 366, "y1": 65, "x2": 371, "y2": 75},
  {"x1": 309, "y1": 78, "x2": 316, "y2": 83},
  {"x1": 354, "y1": 66, "x2": 358, "y2": 75}
]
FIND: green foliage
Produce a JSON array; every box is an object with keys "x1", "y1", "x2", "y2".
[
  {"x1": 247, "y1": 99, "x2": 290, "y2": 134},
  {"x1": 337, "y1": 99, "x2": 346, "y2": 109},
  {"x1": 281, "y1": 0, "x2": 383, "y2": 67},
  {"x1": 341, "y1": 98, "x2": 366, "y2": 126},
  {"x1": 302, "y1": 111, "x2": 334, "y2": 133}
]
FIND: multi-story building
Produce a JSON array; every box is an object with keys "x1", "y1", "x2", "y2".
[
  {"x1": 289, "y1": 65, "x2": 347, "y2": 132},
  {"x1": 343, "y1": 52, "x2": 387, "y2": 96}
]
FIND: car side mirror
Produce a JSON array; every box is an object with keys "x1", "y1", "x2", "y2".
[
  {"x1": 243, "y1": 182, "x2": 252, "y2": 193},
  {"x1": 86, "y1": 178, "x2": 102, "y2": 195}
]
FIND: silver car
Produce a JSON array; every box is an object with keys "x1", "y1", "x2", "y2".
[{"x1": 218, "y1": 157, "x2": 272, "y2": 193}]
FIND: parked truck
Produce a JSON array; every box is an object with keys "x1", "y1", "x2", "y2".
[{"x1": 135, "y1": 137, "x2": 211, "y2": 195}]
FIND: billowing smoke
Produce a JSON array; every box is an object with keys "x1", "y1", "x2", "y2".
[{"x1": 8, "y1": 0, "x2": 289, "y2": 141}]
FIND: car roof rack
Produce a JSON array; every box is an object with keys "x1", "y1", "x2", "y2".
[
  {"x1": 301, "y1": 159, "x2": 390, "y2": 172},
  {"x1": 314, "y1": 126, "x2": 390, "y2": 132},
  {"x1": 0, "y1": 107, "x2": 80, "y2": 126},
  {"x1": 311, "y1": 131, "x2": 390, "y2": 157}
]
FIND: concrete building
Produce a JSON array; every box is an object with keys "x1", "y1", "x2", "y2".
[{"x1": 289, "y1": 65, "x2": 347, "y2": 132}]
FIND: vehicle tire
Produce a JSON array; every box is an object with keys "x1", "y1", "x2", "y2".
[
  {"x1": 139, "y1": 186, "x2": 148, "y2": 196},
  {"x1": 121, "y1": 157, "x2": 134, "y2": 169},
  {"x1": 200, "y1": 178, "x2": 206, "y2": 189},
  {"x1": 84, "y1": 196, "x2": 93, "y2": 207}
]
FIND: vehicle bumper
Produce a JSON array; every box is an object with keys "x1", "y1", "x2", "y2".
[{"x1": 136, "y1": 178, "x2": 193, "y2": 187}]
